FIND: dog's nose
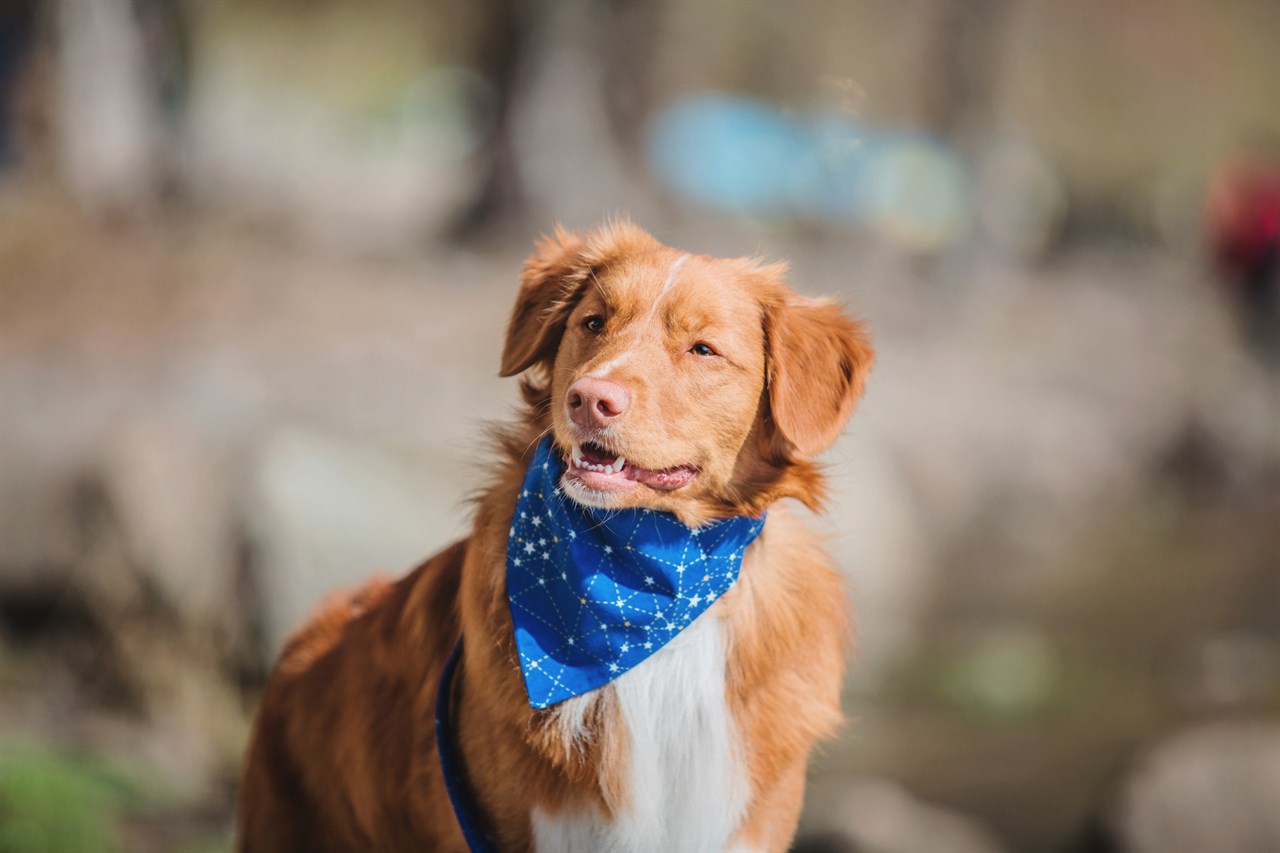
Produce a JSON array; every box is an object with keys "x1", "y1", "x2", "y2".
[{"x1": 566, "y1": 376, "x2": 630, "y2": 429}]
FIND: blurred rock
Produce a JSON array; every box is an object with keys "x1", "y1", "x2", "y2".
[
  {"x1": 1168, "y1": 633, "x2": 1280, "y2": 712},
  {"x1": 976, "y1": 136, "x2": 1066, "y2": 264},
  {"x1": 101, "y1": 415, "x2": 235, "y2": 637},
  {"x1": 802, "y1": 777, "x2": 1006, "y2": 853},
  {"x1": 1192, "y1": 349, "x2": 1280, "y2": 490},
  {"x1": 845, "y1": 249, "x2": 1276, "y2": 610},
  {"x1": 1115, "y1": 721, "x2": 1280, "y2": 853},
  {"x1": 247, "y1": 427, "x2": 467, "y2": 659},
  {"x1": 823, "y1": 434, "x2": 932, "y2": 683}
]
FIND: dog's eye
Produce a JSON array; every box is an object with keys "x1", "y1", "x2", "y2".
[
  {"x1": 690, "y1": 342, "x2": 717, "y2": 357},
  {"x1": 583, "y1": 315, "x2": 605, "y2": 334}
]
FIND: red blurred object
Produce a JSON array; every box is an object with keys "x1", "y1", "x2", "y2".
[{"x1": 1205, "y1": 155, "x2": 1280, "y2": 296}]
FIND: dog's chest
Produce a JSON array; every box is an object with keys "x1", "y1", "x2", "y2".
[{"x1": 531, "y1": 614, "x2": 750, "y2": 853}]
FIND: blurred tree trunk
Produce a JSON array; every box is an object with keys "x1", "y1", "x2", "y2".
[
  {"x1": 448, "y1": 0, "x2": 533, "y2": 241},
  {"x1": 133, "y1": 0, "x2": 197, "y2": 203},
  {"x1": 0, "y1": 0, "x2": 37, "y2": 169},
  {"x1": 51, "y1": 0, "x2": 193, "y2": 215},
  {"x1": 923, "y1": 0, "x2": 1013, "y2": 150},
  {"x1": 599, "y1": 0, "x2": 661, "y2": 163},
  {"x1": 450, "y1": 0, "x2": 661, "y2": 240},
  {"x1": 54, "y1": 0, "x2": 160, "y2": 212}
]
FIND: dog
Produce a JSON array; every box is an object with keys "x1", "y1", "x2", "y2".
[{"x1": 236, "y1": 221, "x2": 874, "y2": 852}]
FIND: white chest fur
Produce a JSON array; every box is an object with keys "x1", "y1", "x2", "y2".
[{"x1": 531, "y1": 613, "x2": 750, "y2": 852}]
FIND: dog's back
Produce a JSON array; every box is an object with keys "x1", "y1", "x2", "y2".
[{"x1": 237, "y1": 540, "x2": 469, "y2": 853}]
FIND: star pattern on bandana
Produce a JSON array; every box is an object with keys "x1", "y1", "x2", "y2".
[{"x1": 506, "y1": 437, "x2": 766, "y2": 709}]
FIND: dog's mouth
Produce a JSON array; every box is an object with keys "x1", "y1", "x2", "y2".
[{"x1": 564, "y1": 440, "x2": 699, "y2": 494}]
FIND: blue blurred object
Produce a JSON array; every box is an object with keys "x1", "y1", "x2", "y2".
[
  {"x1": 649, "y1": 95, "x2": 810, "y2": 214},
  {"x1": 648, "y1": 93, "x2": 969, "y2": 249}
]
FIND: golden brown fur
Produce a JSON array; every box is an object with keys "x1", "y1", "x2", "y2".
[{"x1": 237, "y1": 221, "x2": 874, "y2": 852}]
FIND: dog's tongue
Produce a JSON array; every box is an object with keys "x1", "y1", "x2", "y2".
[
  {"x1": 575, "y1": 442, "x2": 697, "y2": 490},
  {"x1": 630, "y1": 465, "x2": 697, "y2": 490}
]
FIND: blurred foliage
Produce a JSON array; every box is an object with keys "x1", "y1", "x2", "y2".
[
  {"x1": 0, "y1": 744, "x2": 136, "y2": 853},
  {"x1": 884, "y1": 632, "x2": 1111, "y2": 727},
  {"x1": 200, "y1": 0, "x2": 479, "y2": 119},
  {"x1": 0, "y1": 742, "x2": 229, "y2": 853}
]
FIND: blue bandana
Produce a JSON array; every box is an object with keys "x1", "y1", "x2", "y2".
[{"x1": 506, "y1": 437, "x2": 766, "y2": 709}]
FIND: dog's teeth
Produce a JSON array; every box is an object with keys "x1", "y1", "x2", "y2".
[{"x1": 569, "y1": 444, "x2": 626, "y2": 475}]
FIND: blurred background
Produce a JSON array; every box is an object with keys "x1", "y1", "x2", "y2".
[{"x1": 0, "y1": 0, "x2": 1278, "y2": 851}]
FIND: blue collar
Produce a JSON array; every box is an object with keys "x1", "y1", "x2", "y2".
[
  {"x1": 506, "y1": 436, "x2": 766, "y2": 709},
  {"x1": 435, "y1": 639, "x2": 498, "y2": 853}
]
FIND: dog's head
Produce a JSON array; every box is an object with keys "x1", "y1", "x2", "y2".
[{"x1": 500, "y1": 221, "x2": 874, "y2": 525}]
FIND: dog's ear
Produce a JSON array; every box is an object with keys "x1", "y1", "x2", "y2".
[
  {"x1": 500, "y1": 226, "x2": 590, "y2": 377},
  {"x1": 765, "y1": 294, "x2": 874, "y2": 455}
]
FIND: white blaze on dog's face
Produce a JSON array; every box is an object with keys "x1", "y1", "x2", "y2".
[{"x1": 500, "y1": 222, "x2": 874, "y2": 524}]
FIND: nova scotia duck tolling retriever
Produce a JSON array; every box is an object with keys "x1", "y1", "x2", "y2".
[{"x1": 237, "y1": 220, "x2": 875, "y2": 853}]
